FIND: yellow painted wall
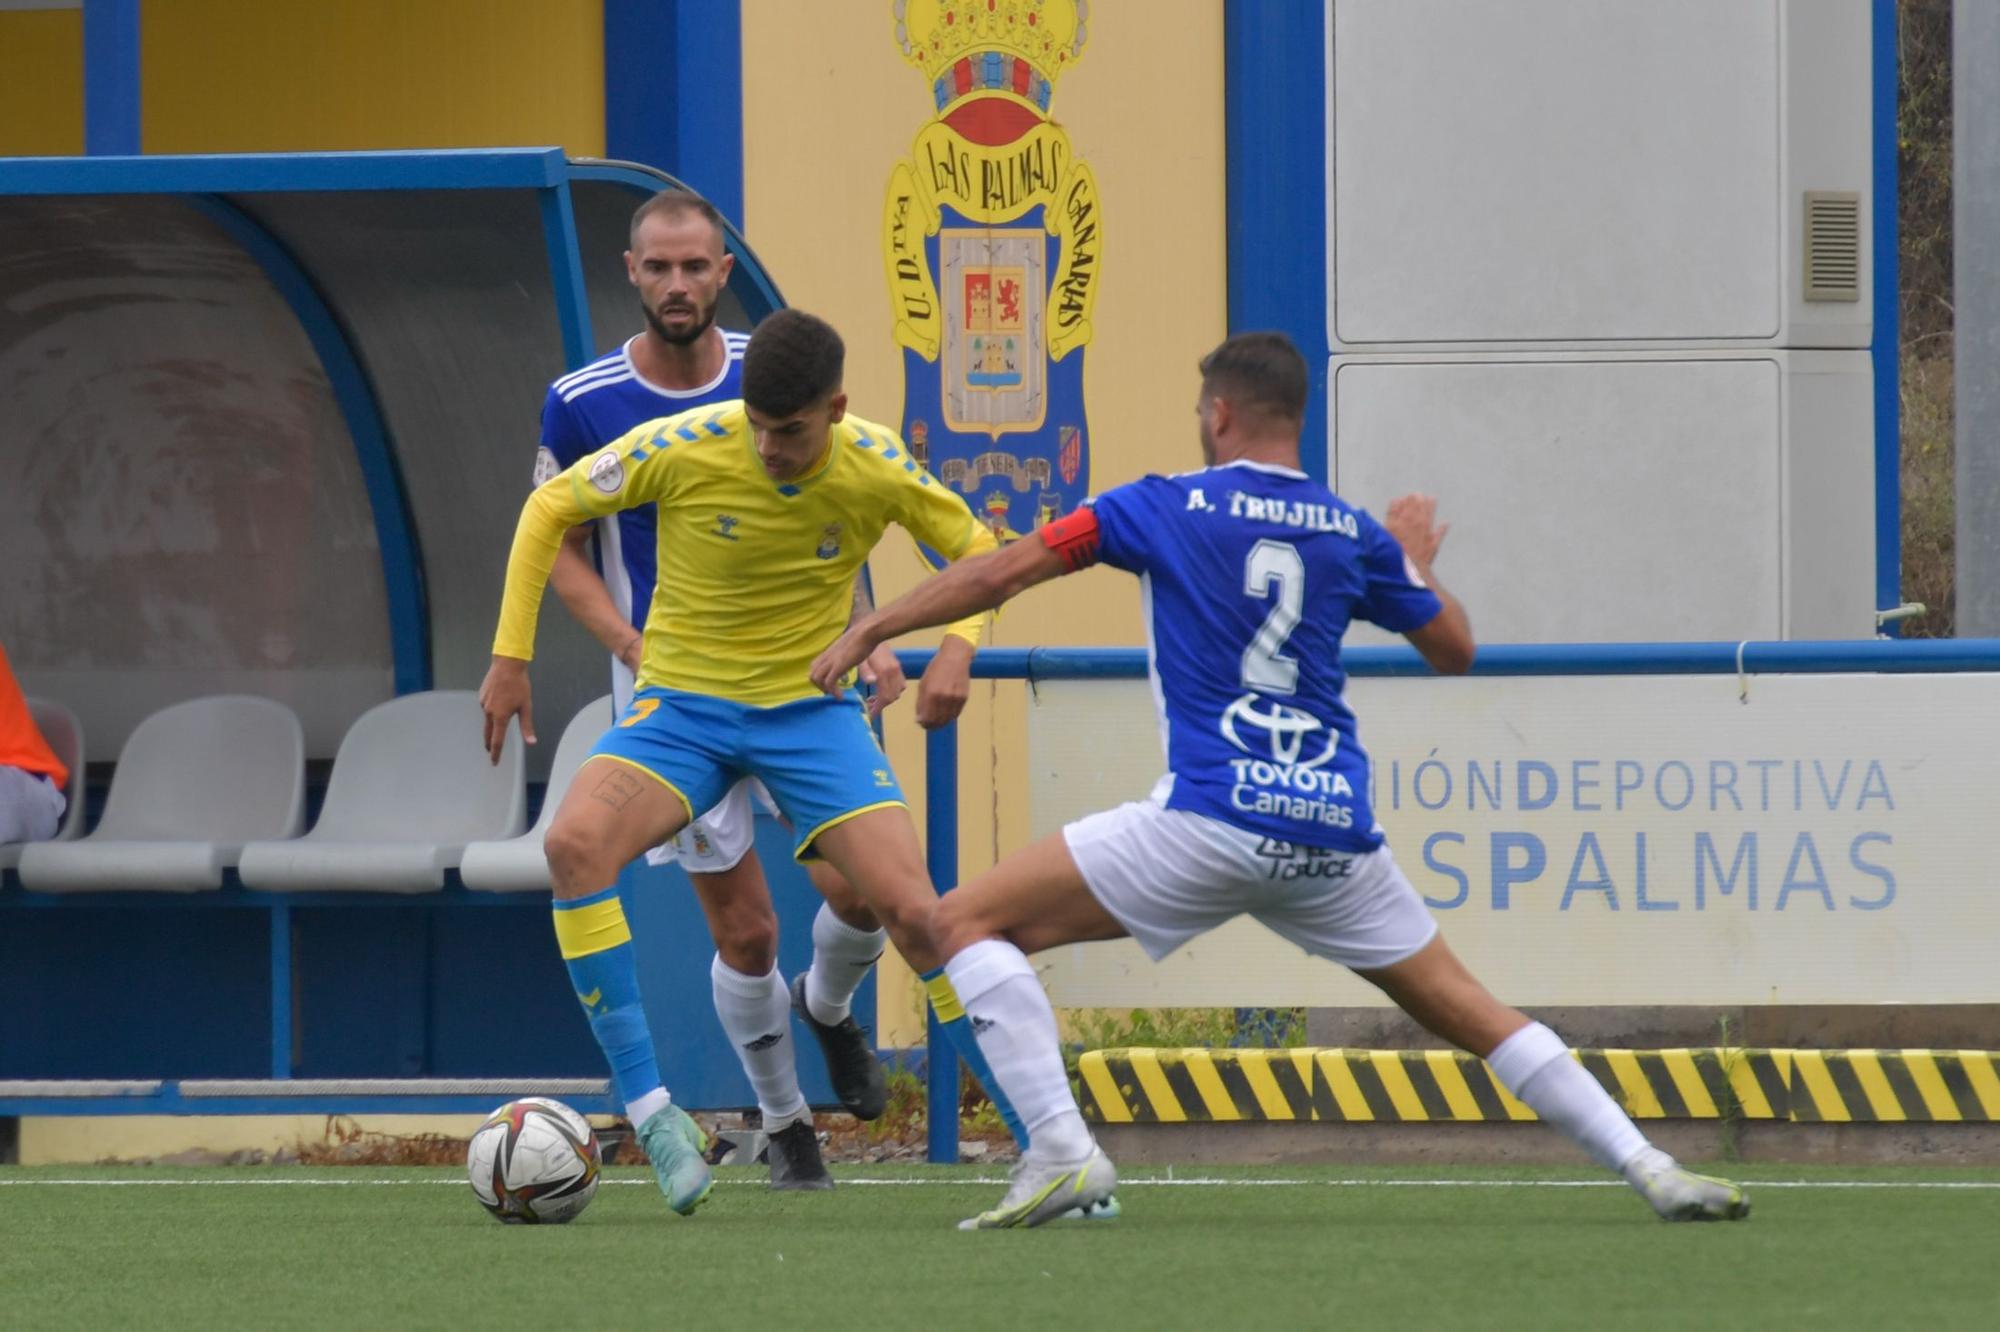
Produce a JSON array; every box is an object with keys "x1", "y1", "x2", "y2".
[
  {"x1": 0, "y1": 9, "x2": 84, "y2": 156},
  {"x1": 142, "y1": 0, "x2": 604, "y2": 154},
  {"x1": 742, "y1": 0, "x2": 1229, "y2": 1040}
]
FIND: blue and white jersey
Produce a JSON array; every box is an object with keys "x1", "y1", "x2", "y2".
[
  {"x1": 535, "y1": 329, "x2": 751, "y2": 632},
  {"x1": 1088, "y1": 461, "x2": 1442, "y2": 853}
]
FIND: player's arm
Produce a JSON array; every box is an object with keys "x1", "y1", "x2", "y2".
[
  {"x1": 481, "y1": 425, "x2": 676, "y2": 762},
  {"x1": 874, "y1": 467, "x2": 1003, "y2": 728},
  {"x1": 532, "y1": 401, "x2": 641, "y2": 672},
  {"x1": 849, "y1": 574, "x2": 908, "y2": 718},
  {"x1": 1380, "y1": 494, "x2": 1475, "y2": 675},
  {"x1": 808, "y1": 509, "x2": 1087, "y2": 698},
  {"x1": 550, "y1": 526, "x2": 643, "y2": 673}
]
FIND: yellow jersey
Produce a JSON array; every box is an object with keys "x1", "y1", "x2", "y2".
[{"x1": 494, "y1": 401, "x2": 994, "y2": 706}]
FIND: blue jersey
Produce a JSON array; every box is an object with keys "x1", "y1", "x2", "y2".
[
  {"x1": 535, "y1": 330, "x2": 751, "y2": 630},
  {"x1": 1088, "y1": 460, "x2": 1442, "y2": 853}
]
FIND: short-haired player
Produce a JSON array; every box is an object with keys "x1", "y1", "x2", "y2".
[{"x1": 810, "y1": 331, "x2": 1751, "y2": 1229}]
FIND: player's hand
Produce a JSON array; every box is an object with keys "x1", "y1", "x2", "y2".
[
  {"x1": 858, "y1": 643, "x2": 907, "y2": 718},
  {"x1": 1383, "y1": 493, "x2": 1450, "y2": 572},
  {"x1": 915, "y1": 635, "x2": 974, "y2": 730},
  {"x1": 617, "y1": 633, "x2": 643, "y2": 675},
  {"x1": 478, "y1": 655, "x2": 535, "y2": 765},
  {"x1": 810, "y1": 627, "x2": 875, "y2": 698}
]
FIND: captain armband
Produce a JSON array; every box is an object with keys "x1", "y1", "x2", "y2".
[{"x1": 1039, "y1": 506, "x2": 1102, "y2": 574}]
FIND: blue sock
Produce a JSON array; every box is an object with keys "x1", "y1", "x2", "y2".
[
  {"x1": 922, "y1": 965, "x2": 1028, "y2": 1149},
  {"x1": 553, "y1": 887, "x2": 664, "y2": 1115}
]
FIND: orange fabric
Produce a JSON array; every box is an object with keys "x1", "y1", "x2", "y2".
[{"x1": 0, "y1": 641, "x2": 64, "y2": 788}]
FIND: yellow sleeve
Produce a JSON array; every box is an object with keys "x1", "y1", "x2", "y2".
[
  {"x1": 490, "y1": 416, "x2": 683, "y2": 661},
  {"x1": 887, "y1": 450, "x2": 998, "y2": 648}
]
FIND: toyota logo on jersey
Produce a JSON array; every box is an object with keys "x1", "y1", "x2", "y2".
[{"x1": 1219, "y1": 693, "x2": 1340, "y2": 770}]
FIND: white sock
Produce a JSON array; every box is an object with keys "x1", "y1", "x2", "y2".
[
  {"x1": 945, "y1": 939, "x2": 1094, "y2": 1162},
  {"x1": 710, "y1": 955, "x2": 810, "y2": 1128},
  {"x1": 804, "y1": 903, "x2": 886, "y2": 1027},
  {"x1": 627, "y1": 1087, "x2": 671, "y2": 1126},
  {"x1": 1485, "y1": 1021, "x2": 1649, "y2": 1172}
]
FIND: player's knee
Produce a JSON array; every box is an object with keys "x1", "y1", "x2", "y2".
[
  {"x1": 929, "y1": 891, "x2": 982, "y2": 956},
  {"x1": 869, "y1": 887, "x2": 931, "y2": 941},
  {"x1": 713, "y1": 912, "x2": 779, "y2": 975},
  {"x1": 542, "y1": 821, "x2": 611, "y2": 892},
  {"x1": 808, "y1": 864, "x2": 879, "y2": 930}
]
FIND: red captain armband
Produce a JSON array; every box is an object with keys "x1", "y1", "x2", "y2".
[{"x1": 1039, "y1": 506, "x2": 1102, "y2": 573}]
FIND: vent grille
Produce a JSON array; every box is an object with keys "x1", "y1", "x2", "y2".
[{"x1": 1803, "y1": 191, "x2": 1861, "y2": 302}]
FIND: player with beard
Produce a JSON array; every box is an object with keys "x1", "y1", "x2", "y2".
[{"x1": 532, "y1": 191, "x2": 896, "y2": 1191}]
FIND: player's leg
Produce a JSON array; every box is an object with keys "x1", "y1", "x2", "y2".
[
  {"x1": 1355, "y1": 932, "x2": 1747, "y2": 1220},
  {"x1": 925, "y1": 803, "x2": 1240, "y2": 1229},
  {"x1": 930, "y1": 829, "x2": 1126, "y2": 1176},
  {"x1": 805, "y1": 806, "x2": 1040, "y2": 1148},
  {"x1": 799, "y1": 859, "x2": 885, "y2": 1026},
  {"x1": 545, "y1": 696, "x2": 736, "y2": 1215},
  {"x1": 791, "y1": 855, "x2": 891, "y2": 1120},
  {"x1": 678, "y1": 774, "x2": 888, "y2": 1125},
  {"x1": 681, "y1": 782, "x2": 829, "y2": 1190},
  {"x1": 1262, "y1": 846, "x2": 1748, "y2": 1222},
  {"x1": 750, "y1": 696, "x2": 1028, "y2": 1143}
]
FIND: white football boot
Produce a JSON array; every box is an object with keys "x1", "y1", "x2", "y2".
[{"x1": 959, "y1": 1145, "x2": 1118, "y2": 1230}]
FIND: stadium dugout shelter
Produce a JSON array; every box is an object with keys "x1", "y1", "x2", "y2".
[{"x1": 0, "y1": 148, "x2": 821, "y2": 1123}]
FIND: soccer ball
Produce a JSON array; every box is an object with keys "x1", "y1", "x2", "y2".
[{"x1": 466, "y1": 1097, "x2": 602, "y2": 1224}]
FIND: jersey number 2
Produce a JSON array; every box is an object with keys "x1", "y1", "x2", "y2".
[{"x1": 1241, "y1": 539, "x2": 1304, "y2": 694}]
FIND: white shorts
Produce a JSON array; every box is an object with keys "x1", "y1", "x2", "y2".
[
  {"x1": 1063, "y1": 801, "x2": 1438, "y2": 971},
  {"x1": 644, "y1": 776, "x2": 780, "y2": 874},
  {"x1": 614, "y1": 657, "x2": 778, "y2": 876}
]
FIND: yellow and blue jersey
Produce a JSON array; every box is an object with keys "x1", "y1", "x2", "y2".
[{"x1": 496, "y1": 402, "x2": 994, "y2": 706}]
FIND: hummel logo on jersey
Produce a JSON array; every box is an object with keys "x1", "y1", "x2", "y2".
[
  {"x1": 711, "y1": 514, "x2": 741, "y2": 540},
  {"x1": 743, "y1": 1031, "x2": 785, "y2": 1052}
]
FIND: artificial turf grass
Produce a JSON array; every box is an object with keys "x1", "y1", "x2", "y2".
[{"x1": 3, "y1": 1164, "x2": 1997, "y2": 1331}]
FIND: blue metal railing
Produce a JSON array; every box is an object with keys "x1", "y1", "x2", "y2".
[{"x1": 897, "y1": 637, "x2": 2000, "y2": 1162}]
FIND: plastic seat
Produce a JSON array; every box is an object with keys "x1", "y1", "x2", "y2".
[
  {"x1": 18, "y1": 696, "x2": 304, "y2": 892},
  {"x1": 459, "y1": 694, "x2": 613, "y2": 893},
  {"x1": 238, "y1": 691, "x2": 524, "y2": 894},
  {"x1": 0, "y1": 697, "x2": 85, "y2": 871}
]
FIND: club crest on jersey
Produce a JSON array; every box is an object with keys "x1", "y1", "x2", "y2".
[
  {"x1": 816, "y1": 523, "x2": 843, "y2": 559},
  {"x1": 883, "y1": 0, "x2": 1098, "y2": 564},
  {"x1": 1220, "y1": 693, "x2": 1340, "y2": 771},
  {"x1": 587, "y1": 449, "x2": 624, "y2": 494}
]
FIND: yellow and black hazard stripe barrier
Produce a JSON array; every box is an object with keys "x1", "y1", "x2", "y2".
[{"x1": 1076, "y1": 1048, "x2": 2000, "y2": 1125}]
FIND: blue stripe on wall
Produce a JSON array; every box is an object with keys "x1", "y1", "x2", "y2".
[
  {"x1": 603, "y1": 0, "x2": 746, "y2": 229},
  {"x1": 1223, "y1": 0, "x2": 1329, "y2": 485},
  {"x1": 1871, "y1": 0, "x2": 1901, "y2": 629},
  {"x1": 82, "y1": 0, "x2": 141, "y2": 156}
]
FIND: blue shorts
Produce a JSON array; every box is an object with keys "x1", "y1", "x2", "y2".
[{"x1": 587, "y1": 687, "x2": 905, "y2": 861}]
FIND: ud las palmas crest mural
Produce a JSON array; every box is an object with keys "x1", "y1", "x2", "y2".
[{"x1": 884, "y1": 0, "x2": 1100, "y2": 559}]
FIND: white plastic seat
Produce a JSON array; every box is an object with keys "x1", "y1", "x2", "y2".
[
  {"x1": 458, "y1": 694, "x2": 613, "y2": 893},
  {"x1": 0, "y1": 697, "x2": 85, "y2": 871},
  {"x1": 18, "y1": 696, "x2": 304, "y2": 892},
  {"x1": 237, "y1": 691, "x2": 524, "y2": 894}
]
